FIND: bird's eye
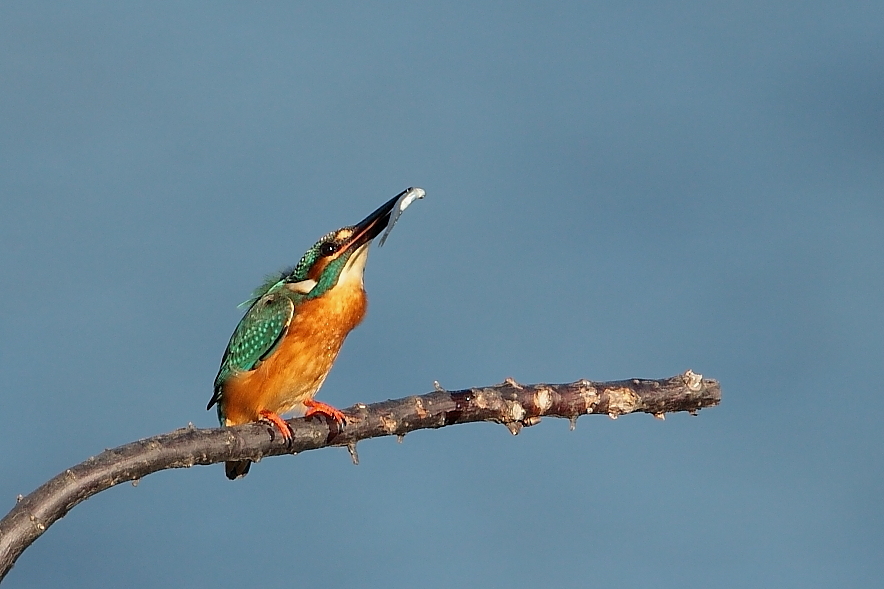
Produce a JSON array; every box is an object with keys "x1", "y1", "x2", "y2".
[{"x1": 319, "y1": 242, "x2": 337, "y2": 256}]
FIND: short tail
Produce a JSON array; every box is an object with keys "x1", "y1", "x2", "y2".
[{"x1": 225, "y1": 460, "x2": 252, "y2": 480}]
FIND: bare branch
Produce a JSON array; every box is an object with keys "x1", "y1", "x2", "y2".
[{"x1": 0, "y1": 370, "x2": 720, "y2": 582}]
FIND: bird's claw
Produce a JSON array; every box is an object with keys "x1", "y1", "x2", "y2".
[
  {"x1": 304, "y1": 400, "x2": 347, "y2": 443},
  {"x1": 258, "y1": 410, "x2": 295, "y2": 446},
  {"x1": 304, "y1": 400, "x2": 347, "y2": 427}
]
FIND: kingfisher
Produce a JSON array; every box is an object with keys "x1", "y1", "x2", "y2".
[{"x1": 207, "y1": 189, "x2": 421, "y2": 479}]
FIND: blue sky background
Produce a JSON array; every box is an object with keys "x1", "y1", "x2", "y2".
[{"x1": 1, "y1": 2, "x2": 882, "y2": 587}]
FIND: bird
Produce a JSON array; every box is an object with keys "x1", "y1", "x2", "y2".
[{"x1": 207, "y1": 190, "x2": 416, "y2": 479}]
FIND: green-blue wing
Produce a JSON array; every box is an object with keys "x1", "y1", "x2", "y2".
[{"x1": 208, "y1": 292, "x2": 294, "y2": 412}]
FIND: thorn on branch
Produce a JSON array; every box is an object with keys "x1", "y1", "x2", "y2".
[
  {"x1": 504, "y1": 377, "x2": 523, "y2": 389},
  {"x1": 347, "y1": 442, "x2": 359, "y2": 465}
]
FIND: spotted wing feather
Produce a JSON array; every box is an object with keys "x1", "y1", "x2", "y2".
[{"x1": 207, "y1": 292, "x2": 295, "y2": 413}]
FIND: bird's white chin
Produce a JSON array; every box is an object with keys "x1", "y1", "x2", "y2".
[{"x1": 339, "y1": 242, "x2": 371, "y2": 285}]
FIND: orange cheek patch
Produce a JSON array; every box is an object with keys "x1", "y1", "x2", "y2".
[{"x1": 308, "y1": 257, "x2": 330, "y2": 281}]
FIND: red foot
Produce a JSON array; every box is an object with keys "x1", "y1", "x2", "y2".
[
  {"x1": 258, "y1": 410, "x2": 294, "y2": 442},
  {"x1": 304, "y1": 399, "x2": 347, "y2": 425}
]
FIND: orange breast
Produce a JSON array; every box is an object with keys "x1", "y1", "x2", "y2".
[{"x1": 220, "y1": 282, "x2": 367, "y2": 426}]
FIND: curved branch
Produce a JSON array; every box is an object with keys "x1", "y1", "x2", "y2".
[{"x1": 0, "y1": 370, "x2": 720, "y2": 582}]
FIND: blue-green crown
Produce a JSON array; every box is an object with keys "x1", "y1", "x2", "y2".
[{"x1": 238, "y1": 229, "x2": 343, "y2": 308}]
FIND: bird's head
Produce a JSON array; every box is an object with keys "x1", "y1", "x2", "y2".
[{"x1": 285, "y1": 194, "x2": 401, "y2": 299}]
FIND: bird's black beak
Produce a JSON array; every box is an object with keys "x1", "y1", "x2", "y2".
[{"x1": 343, "y1": 190, "x2": 405, "y2": 251}]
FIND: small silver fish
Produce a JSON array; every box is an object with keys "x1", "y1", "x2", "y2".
[{"x1": 378, "y1": 186, "x2": 426, "y2": 247}]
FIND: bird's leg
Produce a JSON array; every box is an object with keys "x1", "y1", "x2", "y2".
[
  {"x1": 304, "y1": 399, "x2": 347, "y2": 425},
  {"x1": 258, "y1": 410, "x2": 294, "y2": 444}
]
